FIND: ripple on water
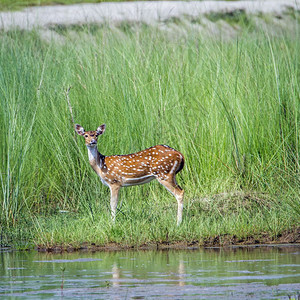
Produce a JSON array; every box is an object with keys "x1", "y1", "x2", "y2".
[{"x1": 1, "y1": 246, "x2": 299, "y2": 299}]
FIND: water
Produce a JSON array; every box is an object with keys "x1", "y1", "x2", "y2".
[{"x1": 1, "y1": 245, "x2": 299, "y2": 299}]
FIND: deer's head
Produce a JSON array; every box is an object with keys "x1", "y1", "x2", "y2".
[{"x1": 75, "y1": 124, "x2": 106, "y2": 147}]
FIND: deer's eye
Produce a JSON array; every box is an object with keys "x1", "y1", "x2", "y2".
[{"x1": 84, "y1": 134, "x2": 88, "y2": 138}]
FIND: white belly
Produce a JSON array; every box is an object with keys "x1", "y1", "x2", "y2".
[
  {"x1": 122, "y1": 175, "x2": 156, "y2": 187},
  {"x1": 100, "y1": 176, "x2": 109, "y2": 187}
]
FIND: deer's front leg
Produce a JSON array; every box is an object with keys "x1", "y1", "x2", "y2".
[{"x1": 109, "y1": 184, "x2": 121, "y2": 222}]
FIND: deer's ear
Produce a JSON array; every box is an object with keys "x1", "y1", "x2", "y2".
[
  {"x1": 96, "y1": 124, "x2": 106, "y2": 136},
  {"x1": 75, "y1": 124, "x2": 85, "y2": 136}
]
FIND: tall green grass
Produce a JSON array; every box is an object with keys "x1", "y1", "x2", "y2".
[{"x1": 0, "y1": 23, "x2": 299, "y2": 248}]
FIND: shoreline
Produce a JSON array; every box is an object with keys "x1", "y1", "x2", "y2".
[{"x1": 30, "y1": 226, "x2": 300, "y2": 252}]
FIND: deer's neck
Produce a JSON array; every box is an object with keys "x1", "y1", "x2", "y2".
[{"x1": 87, "y1": 146, "x2": 105, "y2": 174}]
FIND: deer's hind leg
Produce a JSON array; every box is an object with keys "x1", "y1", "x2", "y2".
[{"x1": 157, "y1": 175, "x2": 184, "y2": 226}]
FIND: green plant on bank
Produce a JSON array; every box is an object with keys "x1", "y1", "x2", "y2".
[
  {"x1": 205, "y1": 9, "x2": 255, "y2": 29},
  {"x1": 0, "y1": 19, "x2": 299, "y2": 249}
]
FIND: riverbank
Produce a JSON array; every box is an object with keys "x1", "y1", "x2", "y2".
[{"x1": 36, "y1": 228, "x2": 300, "y2": 253}]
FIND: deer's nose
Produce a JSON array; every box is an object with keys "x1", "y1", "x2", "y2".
[{"x1": 90, "y1": 139, "x2": 96, "y2": 144}]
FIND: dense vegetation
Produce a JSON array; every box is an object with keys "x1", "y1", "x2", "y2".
[{"x1": 0, "y1": 18, "x2": 299, "y2": 249}]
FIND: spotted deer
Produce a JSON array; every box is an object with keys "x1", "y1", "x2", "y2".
[{"x1": 75, "y1": 124, "x2": 185, "y2": 225}]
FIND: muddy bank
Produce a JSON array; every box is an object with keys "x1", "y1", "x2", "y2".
[{"x1": 36, "y1": 226, "x2": 300, "y2": 252}]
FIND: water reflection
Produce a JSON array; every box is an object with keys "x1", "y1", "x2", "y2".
[
  {"x1": 112, "y1": 262, "x2": 120, "y2": 287},
  {"x1": 178, "y1": 259, "x2": 185, "y2": 286},
  {"x1": 0, "y1": 246, "x2": 299, "y2": 298}
]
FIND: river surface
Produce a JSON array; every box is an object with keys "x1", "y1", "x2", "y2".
[{"x1": 1, "y1": 245, "x2": 299, "y2": 299}]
